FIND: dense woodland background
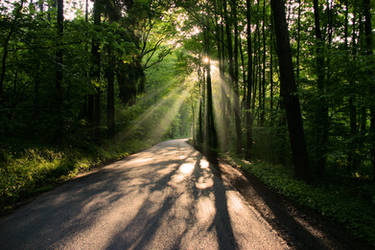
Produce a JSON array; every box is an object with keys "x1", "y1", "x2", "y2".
[{"x1": 1, "y1": 0, "x2": 375, "y2": 245}]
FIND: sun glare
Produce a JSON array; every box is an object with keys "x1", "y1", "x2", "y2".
[{"x1": 203, "y1": 57, "x2": 210, "y2": 64}]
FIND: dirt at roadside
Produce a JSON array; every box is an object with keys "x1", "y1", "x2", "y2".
[{"x1": 214, "y1": 159, "x2": 375, "y2": 250}]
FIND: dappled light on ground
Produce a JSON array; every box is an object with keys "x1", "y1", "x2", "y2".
[
  {"x1": 0, "y1": 139, "x2": 287, "y2": 250},
  {"x1": 200, "y1": 158, "x2": 210, "y2": 169},
  {"x1": 179, "y1": 163, "x2": 195, "y2": 175}
]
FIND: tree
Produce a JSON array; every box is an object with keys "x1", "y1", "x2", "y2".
[
  {"x1": 312, "y1": 0, "x2": 329, "y2": 177},
  {"x1": 271, "y1": 0, "x2": 310, "y2": 182},
  {"x1": 245, "y1": 0, "x2": 253, "y2": 160},
  {"x1": 363, "y1": 0, "x2": 375, "y2": 178},
  {"x1": 0, "y1": 0, "x2": 25, "y2": 101},
  {"x1": 55, "y1": 0, "x2": 64, "y2": 137}
]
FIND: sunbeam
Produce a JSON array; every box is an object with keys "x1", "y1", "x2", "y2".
[
  {"x1": 149, "y1": 83, "x2": 194, "y2": 141},
  {"x1": 205, "y1": 60, "x2": 241, "y2": 152},
  {"x1": 113, "y1": 74, "x2": 195, "y2": 145}
]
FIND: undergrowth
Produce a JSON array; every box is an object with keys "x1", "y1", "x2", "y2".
[
  {"x1": 225, "y1": 156, "x2": 375, "y2": 246},
  {"x1": 0, "y1": 138, "x2": 151, "y2": 214}
]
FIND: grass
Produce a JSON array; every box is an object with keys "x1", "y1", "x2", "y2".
[
  {"x1": 224, "y1": 155, "x2": 375, "y2": 246},
  {"x1": 0, "y1": 137, "x2": 152, "y2": 214}
]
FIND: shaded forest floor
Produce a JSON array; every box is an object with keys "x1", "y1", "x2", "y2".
[{"x1": 0, "y1": 136, "x2": 154, "y2": 215}]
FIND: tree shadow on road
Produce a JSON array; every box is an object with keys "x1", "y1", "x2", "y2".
[
  {"x1": 208, "y1": 156, "x2": 239, "y2": 250},
  {"x1": 0, "y1": 145, "x2": 196, "y2": 249},
  {"x1": 0, "y1": 142, "x2": 243, "y2": 250},
  {"x1": 105, "y1": 149, "x2": 240, "y2": 249},
  {"x1": 217, "y1": 161, "x2": 361, "y2": 250}
]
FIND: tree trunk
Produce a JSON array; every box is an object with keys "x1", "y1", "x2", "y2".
[
  {"x1": 203, "y1": 19, "x2": 218, "y2": 153},
  {"x1": 55, "y1": 0, "x2": 64, "y2": 139},
  {"x1": 347, "y1": 1, "x2": 358, "y2": 169},
  {"x1": 106, "y1": 47, "x2": 115, "y2": 136},
  {"x1": 239, "y1": 37, "x2": 247, "y2": 109},
  {"x1": 245, "y1": 0, "x2": 253, "y2": 160},
  {"x1": 205, "y1": 57, "x2": 218, "y2": 151},
  {"x1": 223, "y1": 0, "x2": 234, "y2": 81},
  {"x1": 260, "y1": 0, "x2": 266, "y2": 126},
  {"x1": 0, "y1": 0, "x2": 25, "y2": 101},
  {"x1": 363, "y1": 0, "x2": 375, "y2": 179},
  {"x1": 56, "y1": 0, "x2": 63, "y2": 101},
  {"x1": 197, "y1": 66, "x2": 204, "y2": 145},
  {"x1": 231, "y1": 0, "x2": 242, "y2": 154},
  {"x1": 270, "y1": 16, "x2": 274, "y2": 121},
  {"x1": 252, "y1": 20, "x2": 257, "y2": 111},
  {"x1": 296, "y1": 0, "x2": 301, "y2": 80},
  {"x1": 91, "y1": 0, "x2": 101, "y2": 138},
  {"x1": 313, "y1": 0, "x2": 328, "y2": 177},
  {"x1": 213, "y1": 0, "x2": 222, "y2": 75},
  {"x1": 271, "y1": 0, "x2": 310, "y2": 182}
]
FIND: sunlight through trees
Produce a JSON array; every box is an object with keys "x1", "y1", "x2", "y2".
[{"x1": 1, "y1": 0, "x2": 375, "y2": 244}]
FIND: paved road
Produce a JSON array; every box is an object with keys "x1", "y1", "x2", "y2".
[{"x1": 0, "y1": 139, "x2": 288, "y2": 250}]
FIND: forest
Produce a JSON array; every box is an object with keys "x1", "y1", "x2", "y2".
[{"x1": 1, "y1": 0, "x2": 375, "y2": 246}]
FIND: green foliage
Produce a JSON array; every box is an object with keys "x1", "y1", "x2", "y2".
[
  {"x1": 0, "y1": 0, "x2": 190, "y2": 213},
  {"x1": 0, "y1": 137, "x2": 151, "y2": 213},
  {"x1": 250, "y1": 126, "x2": 291, "y2": 165},
  {"x1": 228, "y1": 156, "x2": 375, "y2": 245}
]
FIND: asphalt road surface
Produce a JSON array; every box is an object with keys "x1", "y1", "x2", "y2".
[{"x1": 0, "y1": 139, "x2": 288, "y2": 250}]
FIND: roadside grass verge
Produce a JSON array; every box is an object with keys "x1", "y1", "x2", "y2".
[
  {"x1": 224, "y1": 155, "x2": 375, "y2": 246},
  {"x1": 0, "y1": 138, "x2": 152, "y2": 214}
]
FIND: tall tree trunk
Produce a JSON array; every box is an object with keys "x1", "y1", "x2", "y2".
[
  {"x1": 239, "y1": 37, "x2": 247, "y2": 109},
  {"x1": 0, "y1": 0, "x2": 25, "y2": 101},
  {"x1": 197, "y1": 66, "x2": 204, "y2": 145},
  {"x1": 245, "y1": 0, "x2": 253, "y2": 160},
  {"x1": 83, "y1": 0, "x2": 89, "y2": 120},
  {"x1": 271, "y1": 0, "x2": 310, "y2": 182},
  {"x1": 91, "y1": 0, "x2": 101, "y2": 137},
  {"x1": 358, "y1": 20, "x2": 368, "y2": 137},
  {"x1": 85, "y1": 0, "x2": 88, "y2": 22},
  {"x1": 231, "y1": 0, "x2": 242, "y2": 154},
  {"x1": 363, "y1": 0, "x2": 375, "y2": 179},
  {"x1": 55, "y1": 0, "x2": 64, "y2": 137},
  {"x1": 257, "y1": 24, "x2": 261, "y2": 123},
  {"x1": 313, "y1": 0, "x2": 328, "y2": 177},
  {"x1": 223, "y1": 0, "x2": 239, "y2": 152},
  {"x1": 296, "y1": 0, "x2": 301, "y2": 80},
  {"x1": 217, "y1": 0, "x2": 229, "y2": 150},
  {"x1": 205, "y1": 56, "x2": 218, "y2": 152},
  {"x1": 252, "y1": 52, "x2": 257, "y2": 111},
  {"x1": 213, "y1": 0, "x2": 222, "y2": 75},
  {"x1": 223, "y1": 0, "x2": 234, "y2": 81},
  {"x1": 347, "y1": 1, "x2": 358, "y2": 169},
  {"x1": 203, "y1": 14, "x2": 218, "y2": 153},
  {"x1": 270, "y1": 17, "x2": 274, "y2": 123},
  {"x1": 219, "y1": 0, "x2": 226, "y2": 74},
  {"x1": 106, "y1": 47, "x2": 115, "y2": 136},
  {"x1": 252, "y1": 19, "x2": 258, "y2": 112},
  {"x1": 260, "y1": 0, "x2": 266, "y2": 126}
]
